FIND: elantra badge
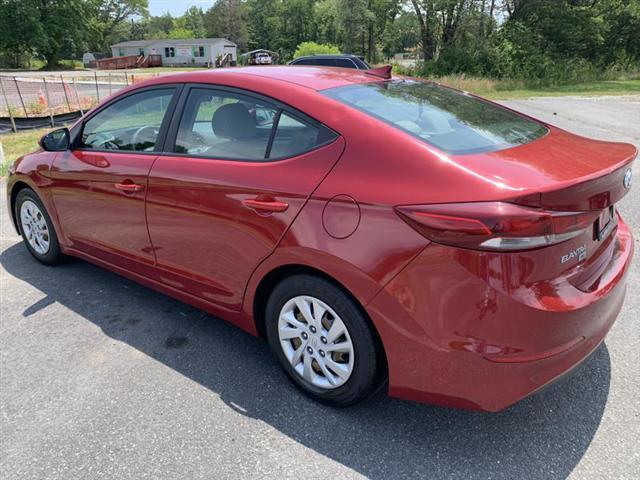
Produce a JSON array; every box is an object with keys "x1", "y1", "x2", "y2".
[
  {"x1": 623, "y1": 168, "x2": 632, "y2": 189},
  {"x1": 561, "y1": 245, "x2": 587, "y2": 264}
]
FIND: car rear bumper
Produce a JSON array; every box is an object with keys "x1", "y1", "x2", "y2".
[{"x1": 366, "y1": 217, "x2": 633, "y2": 412}]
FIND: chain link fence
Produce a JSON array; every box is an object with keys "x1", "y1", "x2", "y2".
[{"x1": 0, "y1": 72, "x2": 163, "y2": 133}]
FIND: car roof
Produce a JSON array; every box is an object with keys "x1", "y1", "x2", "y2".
[
  {"x1": 150, "y1": 66, "x2": 381, "y2": 91},
  {"x1": 297, "y1": 54, "x2": 363, "y2": 59}
]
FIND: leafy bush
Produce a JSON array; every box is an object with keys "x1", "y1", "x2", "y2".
[{"x1": 293, "y1": 42, "x2": 340, "y2": 59}]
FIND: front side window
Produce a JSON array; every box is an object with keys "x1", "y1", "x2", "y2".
[
  {"x1": 174, "y1": 88, "x2": 335, "y2": 161},
  {"x1": 80, "y1": 88, "x2": 175, "y2": 152},
  {"x1": 323, "y1": 80, "x2": 548, "y2": 154}
]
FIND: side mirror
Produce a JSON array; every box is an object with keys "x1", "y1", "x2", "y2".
[{"x1": 39, "y1": 128, "x2": 70, "y2": 152}]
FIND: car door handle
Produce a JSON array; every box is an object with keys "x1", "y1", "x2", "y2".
[
  {"x1": 115, "y1": 182, "x2": 144, "y2": 193},
  {"x1": 242, "y1": 199, "x2": 289, "y2": 213}
]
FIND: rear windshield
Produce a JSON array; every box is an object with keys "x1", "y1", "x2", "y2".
[{"x1": 322, "y1": 80, "x2": 548, "y2": 154}]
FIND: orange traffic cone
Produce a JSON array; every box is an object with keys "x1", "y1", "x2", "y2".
[{"x1": 38, "y1": 89, "x2": 47, "y2": 108}]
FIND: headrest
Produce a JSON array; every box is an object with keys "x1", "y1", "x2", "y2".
[{"x1": 212, "y1": 103, "x2": 256, "y2": 139}]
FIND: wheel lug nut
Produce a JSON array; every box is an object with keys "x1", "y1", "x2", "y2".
[
  {"x1": 306, "y1": 346, "x2": 313, "y2": 354},
  {"x1": 301, "y1": 332, "x2": 308, "y2": 340},
  {"x1": 310, "y1": 326, "x2": 317, "y2": 333},
  {"x1": 321, "y1": 337, "x2": 327, "y2": 344},
  {"x1": 319, "y1": 350, "x2": 325, "y2": 357}
]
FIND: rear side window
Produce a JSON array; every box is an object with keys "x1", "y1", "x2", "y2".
[
  {"x1": 269, "y1": 112, "x2": 324, "y2": 158},
  {"x1": 80, "y1": 88, "x2": 175, "y2": 152},
  {"x1": 174, "y1": 88, "x2": 337, "y2": 161},
  {"x1": 323, "y1": 80, "x2": 548, "y2": 154},
  {"x1": 336, "y1": 58, "x2": 357, "y2": 69},
  {"x1": 352, "y1": 58, "x2": 371, "y2": 69}
]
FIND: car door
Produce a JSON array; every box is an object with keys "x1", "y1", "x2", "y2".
[
  {"x1": 49, "y1": 86, "x2": 179, "y2": 276},
  {"x1": 145, "y1": 85, "x2": 344, "y2": 310}
]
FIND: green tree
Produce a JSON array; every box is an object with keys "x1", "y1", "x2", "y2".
[
  {"x1": 142, "y1": 12, "x2": 175, "y2": 39},
  {"x1": 204, "y1": 0, "x2": 249, "y2": 49},
  {"x1": 383, "y1": 10, "x2": 421, "y2": 58},
  {"x1": 367, "y1": 0, "x2": 401, "y2": 62},
  {"x1": 167, "y1": 27, "x2": 196, "y2": 39},
  {"x1": 2, "y1": 0, "x2": 92, "y2": 68},
  {"x1": 0, "y1": 0, "x2": 41, "y2": 68},
  {"x1": 181, "y1": 6, "x2": 207, "y2": 38},
  {"x1": 276, "y1": 0, "x2": 317, "y2": 58},
  {"x1": 335, "y1": 0, "x2": 373, "y2": 56},
  {"x1": 89, "y1": 0, "x2": 148, "y2": 53},
  {"x1": 246, "y1": 0, "x2": 279, "y2": 50},
  {"x1": 313, "y1": 0, "x2": 339, "y2": 45},
  {"x1": 600, "y1": 0, "x2": 640, "y2": 67},
  {"x1": 294, "y1": 41, "x2": 340, "y2": 57}
]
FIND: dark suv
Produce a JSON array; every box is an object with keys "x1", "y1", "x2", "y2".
[{"x1": 288, "y1": 54, "x2": 370, "y2": 70}]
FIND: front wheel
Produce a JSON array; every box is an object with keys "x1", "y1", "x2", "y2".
[
  {"x1": 15, "y1": 188, "x2": 63, "y2": 265},
  {"x1": 265, "y1": 275, "x2": 384, "y2": 407}
]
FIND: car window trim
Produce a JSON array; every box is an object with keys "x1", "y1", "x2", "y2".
[
  {"x1": 74, "y1": 84, "x2": 183, "y2": 155},
  {"x1": 163, "y1": 83, "x2": 339, "y2": 163},
  {"x1": 264, "y1": 109, "x2": 282, "y2": 159}
]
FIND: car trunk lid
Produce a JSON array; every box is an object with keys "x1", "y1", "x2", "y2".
[{"x1": 460, "y1": 126, "x2": 636, "y2": 211}]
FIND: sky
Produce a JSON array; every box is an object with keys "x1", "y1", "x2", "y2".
[{"x1": 148, "y1": 0, "x2": 216, "y2": 17}]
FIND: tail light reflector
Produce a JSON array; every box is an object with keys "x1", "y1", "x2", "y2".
[{"x1": 395, "y1": 202, "x2": 601, "y2": 251}]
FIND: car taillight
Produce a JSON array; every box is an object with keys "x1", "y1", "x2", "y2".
[{"x1": 395, "y1": 202, "x2": 601, "y2": 251}]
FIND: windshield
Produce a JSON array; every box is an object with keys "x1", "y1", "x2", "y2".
[{"x1": 322, "y1": 80, "x2": 548, "y2": 154}]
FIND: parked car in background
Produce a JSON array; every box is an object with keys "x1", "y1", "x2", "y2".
[
  {"x1": 7, "y1": 66, "x2": 635, "y2": 412},
  {"x1": 254, "y1": 52, "x2": 273, "y2": 65},
  {"x1": 289, "y1": 54, "x2": 370, "y2": 69}
]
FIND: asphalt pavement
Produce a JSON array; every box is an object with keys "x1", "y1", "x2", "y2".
[{"x1": 1, "y1": 95, "x2": 639, "y2": 479}]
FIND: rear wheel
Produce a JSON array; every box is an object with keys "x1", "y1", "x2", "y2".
[
  {"x1": 265, "y1": 274, "x2": 383, "y2": 406},
  {"x1": 15, "y1": 188, "x2": 62, "y2": 265}
]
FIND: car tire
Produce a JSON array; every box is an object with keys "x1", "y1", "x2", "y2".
[
  {"x1": 15, "y1": 188, "x2": 63, "y2": 265},
  {"x1": 265, "y1": 274, "x2": 384, "y2": 407}
]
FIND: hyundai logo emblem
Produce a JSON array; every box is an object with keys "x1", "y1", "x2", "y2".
[{"x1": 623, "y1": 168, "x2": 632, "y2": 189}]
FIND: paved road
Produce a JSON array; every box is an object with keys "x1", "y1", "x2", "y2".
[{"x1": 1, "y1": 96, "x2": 639, "y2": 480}]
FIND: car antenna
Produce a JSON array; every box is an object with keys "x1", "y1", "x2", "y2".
[{"x1": 365, "y1": 65, "x2": 393, "y2": 79}]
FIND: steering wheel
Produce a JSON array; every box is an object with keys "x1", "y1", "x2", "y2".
[
  {"x1": 131, "y1": 125, "x2": 159, "y2": 150},
  {"x1": 87, "y1": 132, "x2": 121, "y2": 150}
]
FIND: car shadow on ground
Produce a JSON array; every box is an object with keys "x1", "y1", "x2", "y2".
[{"x1": 1, "y1": 243, "x2": 611, "y2": 479}]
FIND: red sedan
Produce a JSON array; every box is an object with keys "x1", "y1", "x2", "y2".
[{"x1": 6, "y1": 67, "x2": 635, "y2": 411}]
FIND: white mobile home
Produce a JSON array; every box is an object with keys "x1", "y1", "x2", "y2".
[{"x1": 110, "y1": 38, "x2": 237, "y2": 67}]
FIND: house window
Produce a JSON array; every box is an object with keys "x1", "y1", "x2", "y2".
[
  {"x1": 139, "y1": 48, "x2": 145, "y2": 56},
  {"x1": 198, "y1": 46, "x2": 205, "y2": 57},
  {"x1": 164, "y1": 47, "x2": 175, "y2": 58}
]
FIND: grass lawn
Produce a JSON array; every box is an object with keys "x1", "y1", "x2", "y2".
[
  {"x1": 485, "y1": 79, "x2": 640, "y2": 99},
  {"x1": 421, "y1": 74, "x2": 640, "y2": 99},
  {"x1": 0, "y1": 128, "x2": 49, "y2": 176}
]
